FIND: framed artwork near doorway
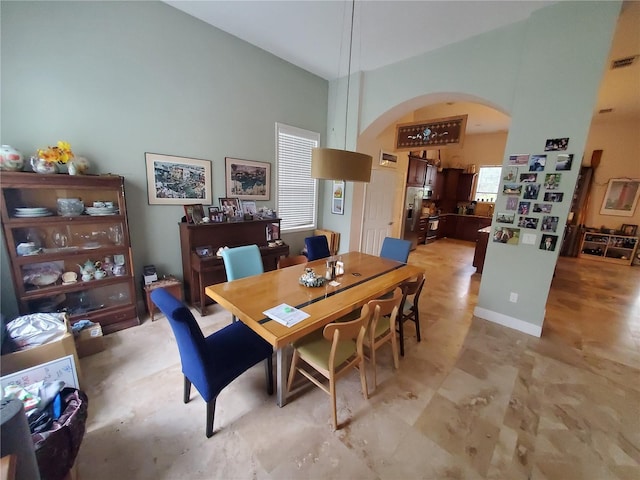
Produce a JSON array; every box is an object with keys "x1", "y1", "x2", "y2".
[
  {"x1": 600, "y1": 179, "x2": 640, "y2": 217},
  {"x1": 332, "y1": 180, "x2": 345, "y2": 215}
]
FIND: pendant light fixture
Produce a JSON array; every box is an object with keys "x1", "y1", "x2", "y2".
[{"x1": 311, "y1": 0, "x2": 373, "y2": 183}]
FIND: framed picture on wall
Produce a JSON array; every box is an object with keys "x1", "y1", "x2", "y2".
[
  {"x1": 332, "y1": 180, "x2": 345, "y2": 215},
  {"x1": 145, "y1": 152, "x2": 212, "y2": 205},
  {"x1": 225, "y1": 157, "x2": 270, "y2": 200},
  {"x1": 600, "y1": 179, "x2": 640, "y2": 217}
]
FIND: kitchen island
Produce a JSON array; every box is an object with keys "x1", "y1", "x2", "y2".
[
  {"x1": 438, "y1": 214, "x2": 492, "y2": 242},
  {"x1": 473, "y1": 226, "x2": 492, "y2": 273}
]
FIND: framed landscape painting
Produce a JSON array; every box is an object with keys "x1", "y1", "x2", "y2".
[
  {"x1": 145, "y1": 153, "x2": 212, "y2": 205},
  {"x1": 225, "y1": 157, "x2": 270, "y2": 200}
]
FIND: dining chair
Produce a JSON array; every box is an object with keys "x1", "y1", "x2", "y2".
[
  {"x1": 287, "y1": 304, "x2": 371, "y2": 430},
  {"x1": 277, "y1": 255, "x2": 308, "y2": 269},
  {"x1": 221, "y1": 244, "x2": 264, "y2": 281},
  {"x1": 221, "y1": 244, "x2": 264, "y2": 321},
  {"x1": 304, "y1": 235, "x2": 331, "y2": 261},
  {"x1": 398, "y1": 273, "x2": 426, "y2": 356},
  {"x1": 379, "y1": 237, "x2": 412, "y2": 263},
  {"x1": 363, "y1": 287, "x2": 403, "y2": 389},
  {"x1": 150, "y1": 287, "x2": 273, "y2": 438}
]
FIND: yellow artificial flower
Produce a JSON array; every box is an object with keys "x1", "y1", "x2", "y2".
[{"x1": 36, "y1": 140, "x2": 75, "y2": 164}]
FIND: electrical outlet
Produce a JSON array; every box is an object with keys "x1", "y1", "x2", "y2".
[{"x1": 509, "y1": 292, "x2": 518, "y2": 303}]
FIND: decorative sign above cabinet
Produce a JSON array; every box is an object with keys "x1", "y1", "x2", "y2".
[{"x1": 395, "y1": 115, "x2": 467, "y2": 151}]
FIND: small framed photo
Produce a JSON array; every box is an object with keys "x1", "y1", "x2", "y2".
[
  {"x1": 503, "y1": 184, "x2": 522, "y2": 195},
  {"x1": 528, "y1": 154, "x2": 547, "y2": 172},
  {"x1": 540, "y1": 234, "x2": 558, "y2": 251},
  {"x1": 508, "y1": 154, "x2": 529, "y2": 165},
  {"x1": 184, "y1": 204, "x2": 204, "y2": 224},
  {"x1": 505, "y1": 196, "x2": 518, "y2": 211},
  {"x1": 503, "y1": 166, "x2": 518, "y2": 182},
  {"x1": 195, "y1": 245, "x2": 213, "y2": 258},
  {"x1": 621, "y1": 224, "x2": 638, "y2": 236},
  {"x1": 555, "y1": 153, "x2": 573, "y2": 171},
  {"x1": 517, "y1": 216, "x2": 539, "y2": 229},
  {"x1": 541, "y1": 216, "x2": 559, "y2": 232},
  {"x1": 523, "y1": 184, "x2": 540, "y2": 200},
  {"x1": 533, "y1": 203, "x2": 553, "y2": 213},
  {"x1": 520, "y1": 173, "x2": 537, "y2": 183},
  {"x1": 544, "y1": 138, "x2": 569, "y2": 151},
  {"x1": 219, "y1": 197, "x2": 241, "y2": 218},
  {"x1": 518, "y1": 202, "x2": 531, "y2": 215},
  {"x1": 544, "y1": 192, "x2": 564, "y2": 202},
  {"x1": 544, "y1": 174, "x2": 562, "y2": 190},
  {"x1": 242, "y1": 200, "x2": 257, "y2": 217},
  {"x1": 496, "y1": 212, "x2": 515, "y2": 224},
  {"x1": 208, "y1": 206, "x2": 223, "y2": 223}
]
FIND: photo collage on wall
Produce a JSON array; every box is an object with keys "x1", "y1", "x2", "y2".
[{"x1": 495, "y1": 137, "x2": 572, "y2": 250}]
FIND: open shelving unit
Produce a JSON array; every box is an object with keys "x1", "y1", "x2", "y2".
[{"x1": 579, "y1": 231, "x2": 638, "y2": 266}]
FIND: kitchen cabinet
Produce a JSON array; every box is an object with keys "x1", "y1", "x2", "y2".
[
  {"x1": 437, "y1": 168, "x2": 477, "y2": 213},
  {"x1": 407, "y1": 156, "x2": 428, "y2": 187},
  {"x1": 425, "y1": 165, "x2": 437, "y2": 188},
  {"x1": 438, "y1": 214, "x2": 491, "y2": 242},
  {"x1": 0, "y1": 172, "x2": 139, "y2": 334},
  {"x1": 473, "y1": 226, "x2": 492, "y2": 273},
  {"x1": 416, "y1": 217, "x2": 428, "y2": 245}
]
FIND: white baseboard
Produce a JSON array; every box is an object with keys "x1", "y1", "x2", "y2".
[{"x1": 473, "y1": 306, "x2": 542, "y2": 337}]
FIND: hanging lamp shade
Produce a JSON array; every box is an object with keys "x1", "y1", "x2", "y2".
[{"x1": 311, "y1": 147, "x2": 373, "y2": 183}]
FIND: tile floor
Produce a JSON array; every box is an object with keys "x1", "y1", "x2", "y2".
[{"x1": 75, "y1": 239, "x2": 640, "y2": 479}]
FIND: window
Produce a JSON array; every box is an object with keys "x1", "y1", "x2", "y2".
[
  {"x1": 276, "y1": 123, "x2": 320, "y2": 232},
  {"x1": 474, "y1": 165, "x2": 502, "y2": 202}
]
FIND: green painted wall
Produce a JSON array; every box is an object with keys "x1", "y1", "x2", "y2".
[{"x1": 0, "y1": 1, "x2": 328, "y2": 317}]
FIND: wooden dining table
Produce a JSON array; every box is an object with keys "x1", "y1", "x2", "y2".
[{"x1": 205, "y1": 251, "x2": 423, "y2": 407}]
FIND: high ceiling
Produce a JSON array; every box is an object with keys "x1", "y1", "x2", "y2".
[{"x1": 165, "y1": 1, "x2": 639, "y2": 133}]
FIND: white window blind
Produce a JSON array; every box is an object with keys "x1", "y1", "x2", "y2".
[{"x1": 276, "y1": 123, "x2": 319, "y2": 232}]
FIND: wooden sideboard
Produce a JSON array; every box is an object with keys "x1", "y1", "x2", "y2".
[{"x1": 179, "y1": 219, "x2": 289, "y2": 314}]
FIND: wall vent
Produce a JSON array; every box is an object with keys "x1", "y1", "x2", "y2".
[
  {"x1": 598, "y1": 108, "x2": 614, "y2": 114},
  {"x1": 611, "y1": 55, "x2": 638, "y2": 69}
]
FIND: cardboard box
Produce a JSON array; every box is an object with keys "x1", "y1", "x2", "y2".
[
  {"x1": 1, "y1": 317, "x2": 82, "y2": 385},
  {"x1": 75, "y1": 323, "x2": 105, "y2": 358}
]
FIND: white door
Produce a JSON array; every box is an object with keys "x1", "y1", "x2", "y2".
[{"x1": 361, "y1": 168, "x2": 397, "y2": 255}]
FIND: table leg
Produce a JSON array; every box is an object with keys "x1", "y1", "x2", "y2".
[{"x1": 276, "y1": 346, "x2": 290, "y2": 407}]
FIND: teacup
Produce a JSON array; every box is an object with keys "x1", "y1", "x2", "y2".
[
  {"x1": 275, "y1": 240, "x2": 284, "y2": 246},
  {"x1": 62, "y1": 271, "x2": 78, "y2": 283},
  {"x1": 93, "y1": 201, "x2": 105, "y2": 208}
]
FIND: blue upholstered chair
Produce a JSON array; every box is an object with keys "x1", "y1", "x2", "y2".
[
  {"x1": 379, "y1": 237, "x2": 412, "y2": 263},
  {"x1": 221, "y1": 244, "x2": 264, "y2": 281},
  {"x1": 150, "y1": 288, "x2": 273, "y2": 438},
  {"x1": 304, "y1": 235, "x2": 331, "y2": 261}
]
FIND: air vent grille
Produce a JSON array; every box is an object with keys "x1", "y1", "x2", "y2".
[{"x1": 611, "y1": 55, "x2": 638, "y2": 69}]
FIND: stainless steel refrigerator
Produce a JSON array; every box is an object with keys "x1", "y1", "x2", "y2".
[{"x1": 403, "y1": 186, "x2": 424, "y2": 250}]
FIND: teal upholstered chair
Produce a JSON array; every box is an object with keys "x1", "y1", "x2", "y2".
[
  {"x1": 221, "y1": 244, "x2": 264, "y2": 281},
  {"x1": 221, "y1": 245, "x2": 264, "y2": 322},
  {"x1": 380, "y1": 237, "x2": 412, "y2": 263}
]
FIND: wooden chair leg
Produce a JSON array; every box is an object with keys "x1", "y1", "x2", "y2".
[
  {"x1": 329, "y1": 376, "x2": 338, "y2": 430},
  {"x1": 287, "y1": 350, "x2": 300, "y2": 394},
  {"x1": 206, "y1": 398, "x2": 217, "y2": 438},
  {"x1": 398, "y1": 317, "x2": 406, "y2": 357},
  {"x1": 359, "y1": 362, "x2": 369, "y2": 401},
  {"x1": 183, "y1": 377, "x2": 192, "y2": 404},
  {"x1": 265, "y1": 355, "x2": 274, "y2": 395},
  {"x1": 391, "y1": 333, "x2": 400, "y2": 369},
  {"x1": 371, "y1": 345, "x2": 377, "y2": 389},
  {"x1": 414, "y1": 307, "x2": 422, "y2": 342}
]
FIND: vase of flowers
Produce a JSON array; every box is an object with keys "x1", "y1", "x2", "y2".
[{"x1": 31, "y1": 140, "x2": 74, "y2": 174}]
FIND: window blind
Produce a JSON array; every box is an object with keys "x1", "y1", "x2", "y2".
[{"x1": 276, "y1": 123, "x2": 320, "y2": 232}]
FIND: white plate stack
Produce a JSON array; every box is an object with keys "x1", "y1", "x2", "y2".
[
  {"x1": 85, "y1": 206, "x2": 119, "y2": 216},
  {"x1": 14, "y1": 207, "x2": 52, "y2": 217}
]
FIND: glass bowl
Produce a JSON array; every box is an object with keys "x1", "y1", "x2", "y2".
[{"x1": 57, "y1": 198, "x2": 84, "y2": 217}]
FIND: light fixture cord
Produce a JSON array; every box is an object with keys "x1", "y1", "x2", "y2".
[{"x1": 345, "y1": 0, "x2": 355, "y2": 150}]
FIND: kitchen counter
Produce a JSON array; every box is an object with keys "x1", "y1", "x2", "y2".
[
  {"x1": 438, "y1": 214, "x2": 493, "y2": 242},
  {"x1": 473, "y1": 226, "x2": 492, "y2": 273}
]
